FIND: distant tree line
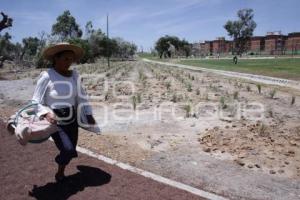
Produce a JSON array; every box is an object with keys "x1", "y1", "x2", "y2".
[
  {"x1": 0, "y1": 10, "x2": 137, "y2": 68},
  {"x1": 154, "y1": 8, "x2": 256, "y2": 58}
]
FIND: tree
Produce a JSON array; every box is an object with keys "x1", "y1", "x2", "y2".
[
  {"x1": 0, "y1": 12, "x2": 13, "y2": 32},
  {"x1": 128, "y1": 43, "x2": 137, "y2": 57},
  {"x1": 87, "y1": 29, "x2": 106, "y2": 58},
  {"x1": 51, "y1": 10, "x2": 82, "y2": 41},
  {"x1": 113, "y1": 37, "x2": 137, "y2": 59},
  {"x1": 85, "y1": 21, "x2": 94, "y2": 38},
  {"x1": 224, "y1": 8, "x2": 256, "y2": 56},
  {"x1": 155, "y1": 35, "x2": 191, "y2": 58},
  {"x1": 35, "y1": 31, "x2": 49, "y2": 68},
  {"x1": 99, "y1": 37, "x2": 118, "y2": 58},
  {"x1": 155, "y1": 35, "x2": 181, "y2": 58},
  {"x1": 20, "y1": 37, "x2": 40, "y2": 60},
  {"x1": 0, "y1": 32, "x2": 14, "y2": 67},
  {"x1": 68, "y1": 37, "x2": 93, "y2": 63},
  {"x1": 179, "y1": 39, "x2": 192, "y2": 58}
]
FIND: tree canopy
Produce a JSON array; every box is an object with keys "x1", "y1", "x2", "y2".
[
  {"x1": 224, "y1": 8, "x2": 257, "y2": 55},
  {"x1": 155, "y1": 35, "x2": 192, "y2": 58},
  {"x1": 21, "y1": 37, "x2": 40, "y2": 59},
  {"x1": 51, "y1": 10, "x2": 82, "y2": 41},
  {"x1": 0, "y1": 10, "x2": 138, "y2": 68}
]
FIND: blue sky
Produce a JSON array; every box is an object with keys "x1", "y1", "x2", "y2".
[{"x1": 1, "y1": 0, "x2": 300, "y2": 51}]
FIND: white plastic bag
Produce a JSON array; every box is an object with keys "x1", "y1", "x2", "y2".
[{"x1": 7, "y1": 102, "x2": 58, "y2": 145}]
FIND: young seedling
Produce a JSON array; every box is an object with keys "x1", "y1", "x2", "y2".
[
  {"x1": 137, "y1": 93, "x2": 142, "y2": 103},
  {"x1": 183, "y1": 104, "x2": 191, "y2": 118},
  {"x1": 138, "y1": 70, "x2": 146, "y2": 81},
  {"x1": 204, "y1": 93, "x2": 209, "y2": 101},
  {"x1": 269, "y1": 89, "x2": 276, "y2": 99},
  {"x1": 246, "y1": 85, "x2": 251, "y2": 92},
  {"x1": 220, "y1": 96, "x2": 227, "y2": 109},
  {"x1": 267, "y1": 108, "x2": 274, "y2": 118},
  {"x1": 132, "y1": 95, "x2": 137, "y2": 110},
  {"x1": 187, "y1": 83, "x2": 192, "y2": 92},
  {"x1": 165, "y1": 81, "x2": 171, "y2": 90},
  {"x1": 142, "y1": 80, "x2": 147, "y2": 88},
  {"x1": 291, "y1": 96, "x2": 296, "y2": 106},
  {"x1": 233, "y1": 91, "x2": 239, "y2": 100},
  {"x1": 257, "y1": 84, "x2": 262, "y2": 94},
  {"x1": 171, "y1": 93, "x2": 177, "y2": 103},
  {"x1": 104, "y1": 92, "x2": 109, "y2": 101},
  {"x1": 259, "y1": 124, "x2": 268, "y2": 137}
]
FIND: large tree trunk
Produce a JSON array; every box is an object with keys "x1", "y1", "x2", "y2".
[{"x1": 0, "y1": 12, "x2": 13, "y2": 32}]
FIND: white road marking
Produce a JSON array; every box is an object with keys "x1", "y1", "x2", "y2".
[{"x1": 76, "y1": 146, "x2": 229, "y2": 200}]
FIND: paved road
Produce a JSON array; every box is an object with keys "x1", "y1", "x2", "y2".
[{"x1": 0, "y1": 121, "x2": 208, "y2": 200}]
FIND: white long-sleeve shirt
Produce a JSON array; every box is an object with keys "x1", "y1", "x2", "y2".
[{"x1": 32, "y1": 68, "x2": 93, "y2": 117}]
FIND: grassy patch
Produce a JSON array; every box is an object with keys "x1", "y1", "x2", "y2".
[{"x1": 178, "y1": 58, "x2": 300, "y2": 80}]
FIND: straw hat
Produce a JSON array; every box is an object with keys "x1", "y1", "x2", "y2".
[{"x1": 42, "y1": 42, "x2": 84, "y2": 61}]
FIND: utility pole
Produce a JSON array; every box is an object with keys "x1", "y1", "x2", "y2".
[{"x1": 107, "y1": 13, "x2": 110, "y2": 68}]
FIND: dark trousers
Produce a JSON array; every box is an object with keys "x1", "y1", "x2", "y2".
[{"x1": 51, "y1": 107, "x2": 78, "y2": 166}]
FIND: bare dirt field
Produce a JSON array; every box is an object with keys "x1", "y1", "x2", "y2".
[{"x1": 1, "y1": 60, "x2": 300, "y2": 200}]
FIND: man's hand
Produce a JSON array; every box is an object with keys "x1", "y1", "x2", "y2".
[{"x1": 45, "y1": 112, "x2": 57, "y2": 124}]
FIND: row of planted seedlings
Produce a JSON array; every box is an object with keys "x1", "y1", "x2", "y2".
[
  {"x1": 150, "y1": 63, "x2": 258, "y2": 119},
  {"x1": 228, "y1": 77, "x2": 297, "y2": 105},
  {"x1": 229, "y1": 79, "x2": 297, "y2": 122},
  {"x1": 102, "y1": 62, "x2": 136, "y2": 103},
  {"x1": 78, "y1": 62, "x2": 133, "y2": 103},
  {"x1": 145, "y1": 63, "x2": 207, "y2": 118},
  {"x1": 116, "y1": 62, "x2": 134, "y2": 81},
  {"x1": 75, "y1": 60, "x2": 113, "y2": 74},
  {"x1": 128, "y1": 62, "x2": 172, "y2": 110},
  {"x1": 130, "y1": 63, "x2": 157, "y2": 110}
]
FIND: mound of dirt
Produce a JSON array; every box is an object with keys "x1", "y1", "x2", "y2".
[{"x1": 199, "y1": 120, "x2": 300, "y2": 178}]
